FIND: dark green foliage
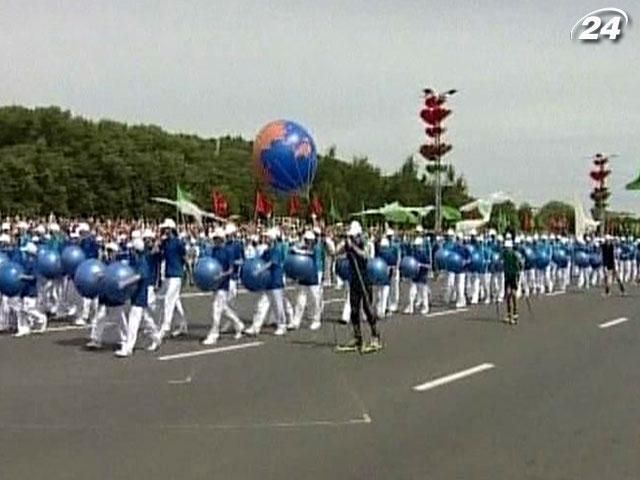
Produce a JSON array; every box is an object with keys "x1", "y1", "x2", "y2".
[{"x1": 0, "y1": 106, "x2": 472, "y2": 218}]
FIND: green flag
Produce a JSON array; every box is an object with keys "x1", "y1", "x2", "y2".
[{"x1": 625, "y1": 172, "x2": 640, "y2": 190}]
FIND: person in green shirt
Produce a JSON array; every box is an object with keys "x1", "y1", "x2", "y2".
[{"x1": 502, "y1": 239, "x2": 523, "y2": 325}]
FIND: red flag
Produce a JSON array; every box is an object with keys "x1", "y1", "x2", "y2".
[
  {"x1": 288, "y1": 194, "x2": 301, "y2": 217},
  {"x1": 211, "y1": 190, "x2": 229, "y2": 218},
  {"x1": 309, "y1": 195, "x2": 324, "y2": 217},
  {"x1": 255, "y1": 190, "x2": 273, "y2": 218}
]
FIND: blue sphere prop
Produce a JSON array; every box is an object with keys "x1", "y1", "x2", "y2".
[
  {"x1": 490, "y1": 252, "x2": 504, "y2": 273},
  {"x1": 435, "y1": 248, "x2": 451, "y2": 270},
  {"x1": 74, "y1": 259, "x2": 106, "y2": 298},
  {"x1": 284, "y1": 253, "x2": 316, "y2": 282},
  {"x1": 379, "y1": 247, "x2": 398, "y2": 266},
  {"x1": 253, "y1": 120, "x2": 318, "y2": 194},
  {"x1": 241, "y1": 258, "x2": 271, "y2": 292},
  {"x1": 470, "y1": 251, "x2": 485, "y2": 273},
  {"x1": 36, "y1": 248, "x2": 63, "y2": 279},
  {"x1": 336, "y1": 257, "x2": 351, "y2": 282},
  {"x1": 100, "y1": 262, "x2": 136, "y2": 305},
  {"x1": 574, "y1": 251, "x2": 590, "y2": 269},
  {"x1": 552, "y1": 249, "x2": 568, "y2": 268},
  {"x1": 193, "y1": 257, "x2": 223, "y2": 291},
  {"x1": 61, "y1": 245, "x2": 86, "y2": 276},
  {"x1": 399, "y1": 256, "x2": 420, "y2": 280},
  {"x1": 366, "y1": 257, "x2": 389, "y2": 285},
  {"x1": 523, "y1": 247, "x2": 536, "y2": 266},
  {"x1": 589, "y1": 253, "x2": 603, "y2": 268},
  {"x1": 535, "y1": 251, "x2": 551, "y2": 269},
  {"x1": 446, "y1": 251, "x2": 464, "y2": 274},
  {"x1": 0, "y1": 261, "x2": 25, "y2": 297}
]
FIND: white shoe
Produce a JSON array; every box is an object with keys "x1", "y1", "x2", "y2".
[
  {"x1": 67, "y1": 306, "x2": 78, "y2": 317},
  {"x1": 202, "y1": 334, "x2": 218, "y2": 346},
  {"x1": 287, "y1": 322, "x2": 300, "y2": 331},
  {"x1": 114, "y1": 349, "x2": 131, "y2": 358},
  {"x1": 146, "y1": 336, "x2": 161, "y2": 352},
  {"x1": 14, "y1": 330, "x2": 31, "y2": 338},
  {"x1": 274, "y1": 325, "x2": 287, "y2": 336},
  {"x1": 420, "y1": 309, "x2": 429, "y2": 316},
  {"x1": 403, "y1": 308, "x2": 414, "y2": 315},
  {"x1": 74, "y1": 318, "x2": 88, "y2": 326},
  {"x1": 233, "y1": 330, "x2": 243, "y2": 341},
  {"x1": 309, "y1": 320, "x2": 321, "y2": 331},
  {"x1": 171, "y1": 324, "x2": 188, "y2": 338},
  {"x1": 85, "y1": 340, "x2": 103, "y2": 349},
  {"x1": 244, "y1": 325, "x2": 259, "y2": 336}
]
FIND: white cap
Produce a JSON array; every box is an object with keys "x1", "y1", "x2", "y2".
[
  {"x1": 1, "y1": 222, "x2": 10, "y2": 231},
  {"x1": 385, "y1": 228, "x2": 394, "y2": 237},
  {"x1": 96, "y1": 235, "x2": 104, "y2": 243},
  {"x1": 266, "y1": 228, "x2": 279, "y2": 240},
  {"x1": 70, "y1": 231, "x2": 79, "y2": 239},
  {"x1": 489, "y1": 229, "x2": 497, "y2": 236},
  {"x1": 415, "y1": 225, "x2": 424, "y2": 233},
  {"x1": 35, "y1": 225, "x2": 46, "y2": 234},
  {"x1": 213, "y1": 227, "x2": 226, "y2": 239},
  {"x1": 414, "y1": 237, "x2": 423, "y2": 246},
  {"x1": 17, "y1": 221, "x2": 28, "y2": 230},
  {"x1": 470, "y1": 228, "x2": 478, "y2": 236},
  {"x1": 505, "y1": 233, "x2": 513, "y2": 240},
  {"x1": 446, "y1": 228, "x2": 455, "y2": 236},
  {"x1": 313, "y1": 226, "x2": 322, "y2": 235},
  {"x1": 77, "y1": 222, "x2": 90, "y2": 233},
  {"x1": 347, "y1": 221, "x2": 362, "y2": 237},
  {"x1": 380, "y1": 238, "x2": 390, "y2": 248},
  {"x1": 131, "y1": 230, "x2": 142, "y2": 239},
  {"x1": 225, "y1": 223, "x2": 237, "y2": 235},
  {"x1": 160, "y1": 218, "x2": 176, "y2": 230},
  {"x1": 132, "y1": 238, "x2": 145, "y2": 252},
  {"x1": 0, "y1": 233, "x2": 10, "y2": 243},
  {"x1": 303, "y1": 231, "x2": 316, "y2": 241},
  {"x1": 497, "y1": 234, "x2": 504, "y2": 242},
  {"x1": 106, "y1": 242, "x2": 119, "y2": 252},
  {"x1": 142, "y1": 229, "x2": 155, "y2": 239},
  {"x1": 49, "y1": 223, "x2": 60, "y2": 232},
  {"x1": 541, "y1": 233, "x2": 548, "y2": 240},
  {"x1": 117, "y1": 234, "x2": 127, "y2": 242},
  {"x1": 505, "y1": 240, "x2": 514, "y2": 248},
  {"x1": 21, "y1": 242, "x2": 38, "y2": 255},
  {"x1": 32, "y1": 235, "x2": 41, "y2": 243}
]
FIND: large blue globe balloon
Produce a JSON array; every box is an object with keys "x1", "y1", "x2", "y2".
[
  {"x1": 74, "y1": 259, "x2": 106, "y2": 298},
  {"x1": 194, "y1": 257, "x2": 223, "y2": 291},
  {"x1": 490, "y1": 252, "x2": 504, "y2": 273},
  {"x1": 446, "y1": 252, "x2": 464, "y2": 274},
  {"x1": 589, "y1": 253, "x2": 603, "y2": 268},
  {"x1": 241, "y1": 258, "x2": 271, "y2": 292},
  {"x1": 379, "y1": 247, "x2": 398, "y2": 266},
  {"x1": 574, "y1": 251, "x2": 590, "y2": 268},
  {"x1": 552, "y1": 249, "x2": 568, "y2": 268},
  {"x1": 37, "y1": 248, "x2": 63, "y2": 279},
  {"x1": 100, "y1": 262, "x2": 136, "y2": 304},
  {"x1": 400, "y1": 256, "x2": 420, "y2": 280},
  {"x1": 253, "y1": 120, "x2": 318, "y2": 194},
  {"x1": 470, "y1": 251, "x2": 485, "y2": 273},
  {"x1": 0, "y1": 261, "x2": 24, "y2": 297},
  {"x1": 367, "y1": 257, "x2": 389, "y2": 285},
  {"x1": 61, "y1": 245, "x2": 86, "y2": 276},
  {"x1": 435, "y1": 248, "x2": 451, "y2": 270},
  {"x1": 535, "y1": 251, "x2": 551, "y2": 269},
  {"x1": 336, "y1": 257, "x2": 351, "y2": 282},
  {"x1": 284, "y1": 253, "x2": 316, "y2": 283}
]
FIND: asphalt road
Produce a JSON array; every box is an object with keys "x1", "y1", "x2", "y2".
[{"x1": 1, "y1": 283, "x2": 639, "y2": 480}]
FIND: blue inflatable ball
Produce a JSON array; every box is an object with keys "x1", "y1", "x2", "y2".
[
  {"x1": 535, "y1": 251, "x2": 551, "y2": 269},
  {"x1": 336, "y1": 257, "x2": 351, "y2": 282},
  {"x1": 589, "y1": 253, "x2": 603, "y2": 268},
  {"x1": 194, "y1": 257, "x2": 223, "y2": 291},
  {"x1": 100, "y1": 262, "x2": 136, "y2": 304},
  {"x1": 574, "y1": 251, "x2": 590, "y2": 268},
  {"x1": 74, "y1": 259, "x2": 106, "y2": 298},
  {"x1": 241, "y1": 258, "x2": 271, "y2": 292},
  {"x1": 36, "y1": 248, "x2": 63, "y2": 279},
  {"x1": 0, "y1": 261, "x2": 25, "y2": 297},
  {"x1": 366, "y1": 257, "x2": 389, "y2": 285},
  {"x1": 400, "y1": 256, "x2": 420, "y2": 280},
  {"x1": 523, "y1": 247, "x2": 536, "y2": 265},
  {"x1": 379, "y1": 248, "x2": 398, "y2": 266},
  {"x1": 284, "y1": 253, "x2": 315, "y2": 282},
  {"x1": 465, "y1": 244, "x2": 477, "y2": 258},
  {"x1": 446, "y1": 251, "x2": 464, "y2": 274},
  {"x1": 0, "y1": 251, "x2": 8, "y2": 266},
  {"x1": 61, "y1": 245, "x2": 86, "y2": 276},
  {"x1": 435, "y1": 248, "x2": 451, "y2": 270},
  {"x1": 470, "y1": 251, "x2": 484, "y2": 273},
  {"x1": 490, "y1": 252, "x2": 504, "y2": 273},
  {"x1": 552, "y1": 249, "x2": 568, "y2": 268}
]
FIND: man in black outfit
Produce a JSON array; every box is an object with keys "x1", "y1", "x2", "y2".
[
  {"x1": 336, "y1": 221, "x2": 381, "y2": 353},
  {"x1": 602, "y1": 235, "x2": 625, "y2": 296}
]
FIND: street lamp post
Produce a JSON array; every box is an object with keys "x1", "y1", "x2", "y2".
[{"x1": 419, "y1": 88, "x2": 456, "y2": 233}]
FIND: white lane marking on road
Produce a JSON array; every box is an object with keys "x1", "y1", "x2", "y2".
[
  {"x1": 598, "y1": 317, "x2": 629, "y2": 329},
  {"x1": 426, "y1": 308, "x2": 468, "y2": 318},
  {"x1": 44, "y1": 325, "x2": 89, "y2": 333},
  {"x1": 413, "y1": 363, "x2": 495, "y2": 392},
  {"x1": 168, "y1": 375, "x2": 192, "y2": 385},
  {"x1": 546, "y1": 291, "x2": 565, "y2": 297},
  {"x1": 158, "y1": 341, "x2": 263, "y2": 361}
]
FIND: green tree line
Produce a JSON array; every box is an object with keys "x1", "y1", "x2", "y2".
[{"x1": 0, "y1": 106, "x2": 473, "y2": 219}]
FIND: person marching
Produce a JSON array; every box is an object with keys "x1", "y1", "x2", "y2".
[
  {"x1": 115, "y1": 238, "x2": 161, "y2": 357},
  {"x1": 76, "y1": 223, "x2": 100, "y2": 326},
  {"x1": 336, "y1": 221, "x2": 381, "y2": 353},
  {"x1": 159, "y1": 218, "x2": 188, "y2": 339},
  {"x1": 502, "y1": 239, "x2": 523, "y2": 325},
  {"x1": 202, "y1": 227, "x2": 245, "y2": 345},
  {"x1": 290, "y1": 230, "x2": 323, "y2": 331},
  {"x1": 15, "y1": 242, "x2": 47, "y2": 337},
  {"x1": 602, "y1": 235, "x2": 625, "y2": 296},
  {"x1": 404, "y1": 236, "x2": 430, "y2": 315}
]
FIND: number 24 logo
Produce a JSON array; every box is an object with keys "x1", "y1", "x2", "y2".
[{"x1": 570, "y1": 8, "x2": 630, "y2": 41}]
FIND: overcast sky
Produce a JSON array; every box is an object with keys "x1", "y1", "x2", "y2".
[{"x1": 1, "y1": 0, "x2": 638, "y2": 211}]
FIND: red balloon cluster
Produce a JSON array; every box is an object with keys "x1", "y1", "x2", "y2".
[
  {"x1": 419, "y1": 91, "x2": 453, "y2": 169},
  {"x1": 589, "y1": 154, "x2": 611, "y2": 211}
]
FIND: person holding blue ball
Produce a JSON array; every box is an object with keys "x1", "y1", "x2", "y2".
[
  {"x1": 159, "y1": 218, "x2": 188, "y2": 339},
  {"x1": 15, "y1": 242, "x2": 47, "y2": 337}
]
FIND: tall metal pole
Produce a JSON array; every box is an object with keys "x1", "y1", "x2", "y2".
[{"x1": 434, "y1": 130, "x2": 442, "y2": 233}]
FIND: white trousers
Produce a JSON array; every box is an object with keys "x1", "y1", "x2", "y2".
[
  {"x1": 161, "y1": 277, "x2": 185, "y2": 332},
  {"x1": 251, "y1": 289, "x2": 286, "y2": 331},
  {"x1": 17, "y1": 297, "x2": 47, "y2": 334},
  {"x1": 207, "y1": 290, "x2": 244, "y2": 340},
  {"x1": 455, "y1": 273, "x2": 466, "y2": 308},
  {"x1": 376, "y1": 285, "x2": 390, "y2": 318},
  {"x1": 406, "y1": 282, "x2": 429, "y2": 314},
  {"x1": 445, "y1": 272, "x2": 456, "y2": 304},
  {"x1": 123, "y1": 305, "x2": 159, "y2": 354},
  {"x1": 388, "y1": 268, "x2": 400, "y2": 312},
  {"x1": 293, "y1": 284, "x2": 322, "y2": 327},
  {"x1": 90, "y1": 305, "x2": 127, "y2": 344}
]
